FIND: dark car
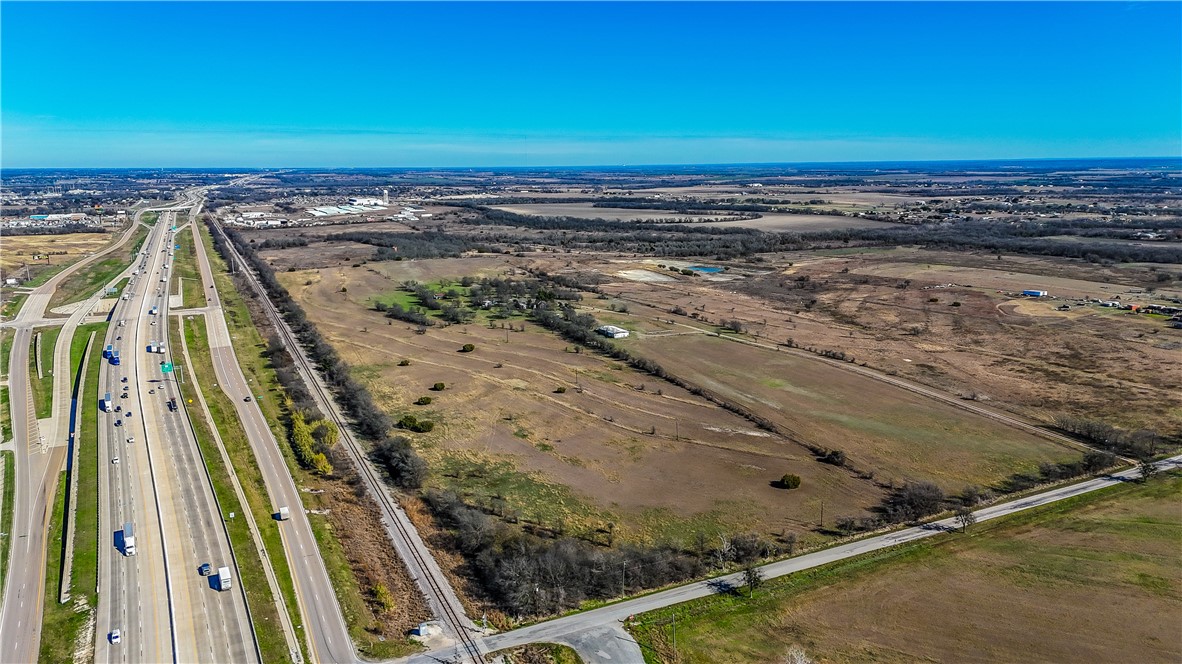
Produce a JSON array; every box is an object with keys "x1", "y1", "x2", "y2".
[
  {"x1": 199, "y1": 563, "x2": 212, "y2": 576},
  {"x1": 244, "y1": 396, "x2": 252, "y2": 402},
  {"x1": 114, "y1": 420, "x2": 122, "y2": 427}
]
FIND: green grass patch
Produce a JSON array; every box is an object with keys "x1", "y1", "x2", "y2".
[
  {"x1": 49, "y1": 225, "x2": 149, "y2": 309},
  {"x1": 491, "y1": 643, "x2": 585, "y2": 664},
  {"x1": 0, "y1": 450, "x2": 15, "y2": 592},
  {"x1": 0, "y1": 327, "x2": 14, "y2": 377},
  {"x1": 1, "y1": 293, "x2": 29, "y2": 320},
  {"x1": 142, "y1": 211, "x2": 159, "y2": 226},
  {"x1": 30, "y1": 326, "x2": 62, "y2": 419},
  {"x1": 38, "y1": 470, "x2": 75, "y2": 663},
  {"x1": 171, "y1": 316, "x2": 299, "y2": 664},
  {"x1": 171, "y1": 226, "x2": 204, "y2": 309},
  {"x1": 630, "y1": 472, "x2": 1182, "y2": 663},
  {"x1": 0, "y1": 387, "x2": 10, "y2": 443}
]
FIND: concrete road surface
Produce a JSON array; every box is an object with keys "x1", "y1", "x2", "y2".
[{"x1": 401, "y1": 455, "x2": 1182, "y2": 663}]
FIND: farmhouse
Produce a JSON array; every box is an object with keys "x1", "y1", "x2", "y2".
[{"x1": 596, "y1": 325, "x2": 630, "y2": 339}]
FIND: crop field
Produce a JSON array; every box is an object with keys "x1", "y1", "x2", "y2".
[
  {"x1": 0, "y1": 232, "x2": 111, "y2": 275},
  {"x1": 279, "y1": 264, "x2": 880, "y2": 544},
  {"x1": 631, "y1": 472, "x2": 1182, "y2": 664}
]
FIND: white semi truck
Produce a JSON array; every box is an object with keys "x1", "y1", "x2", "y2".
[{"x1": 217, "y1": 566, "x2": 232, "y2": 591}]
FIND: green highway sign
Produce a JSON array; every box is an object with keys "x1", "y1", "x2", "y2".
[{"x1": 161, "y1": 362, "x2": 174, "y2": 374}]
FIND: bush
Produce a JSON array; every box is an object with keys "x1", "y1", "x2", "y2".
[
  {"x1": 460, "y1": 343, "x2": 476, "y2": 353},
  {"x1": 415, "y1": 396, "x2": 432, "y2": 405},
  {"x1": 431, "y1": 382, "x2": 446, "y2": 391},
  {"x1": 398, "y1": 359, "x2": 411, "y2": 366},
  {"x1": 820, "y1": 449, "x2": 846, "y2": 467},
  {"x1": 397, "y1": 414, "x2": 436, "y2": 433},
  {"x1": 371, "y1": 436, "x2": 428, "y2": 490},
  {"x1": 554, "y1": 386, "x2": 567, "y2": 394},
  {"x1": 779, "y1": 474, "x2": 801, "y2": 489}
]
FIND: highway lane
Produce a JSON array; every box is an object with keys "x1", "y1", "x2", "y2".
[
  {"x1": 145, "y1": 213, "x2": 257, "y2": 663},
  {"x1": 402, "y1": 455, "x2": 1182, "y2": 663},
  {"x1": 193, "y1": 204, "x2": 354, "y2": 662},
  {"x1": 96, "y1": 214, "x2": 175, "y2": 664}
]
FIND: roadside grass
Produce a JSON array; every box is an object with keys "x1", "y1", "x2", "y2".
[
  {"x1": 48, "y1": 225, "x2": 148, "y2": 310},
  {"x1": 30, "y1": 326, "x2": 62, "y2": 419},
  {"x1": 38, "y1": 471, "x2": 76, "y2": 663},
  {"x1": 0, "y1": 388, "x2": 10, "y2": 443},
  {"x1": 491, "y1": 643, "x2": 585, "y2": 664},
  {"x1": 142, "y1": 211, "x2": 159, "y2": 226},
  {"x1": 630, "y1": 471, "x2": 1182, "y2": 664},
  {"x1": 171, "y1": 225, "x2": 204, "y2": 309},
  {"x1": 0, "y1": 450, "x2": 14, "y2": 592},
  {"x1": 1, "y1": 327, "x2": 13, "y2": 377},
  {"x1": 169, "y1": 316, "x2": 298, "y2": 664},
  {"x1": 1, "y1": 293, "x2": 29, "y2": 321},
  {"x1": 197, "y1": 221, "x2": 421, "y2": 658}
]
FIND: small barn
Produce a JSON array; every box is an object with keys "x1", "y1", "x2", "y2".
[{"x1": 596, "y1": 325, "x2": 630, "y2": 339}]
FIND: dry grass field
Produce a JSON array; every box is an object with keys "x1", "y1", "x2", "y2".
[
  {"x1": 491, "y1": 204, "x2": 894, "y2": 231},
  {"x1": 279, "y1": 262, "x2": 880, "y2": 545},
  {"x1": 0, "y1": 232, "x2": 111, "y2": 276},
  {"x1": 631, "y1": 472, "x2": 1182, "y2": 664}
]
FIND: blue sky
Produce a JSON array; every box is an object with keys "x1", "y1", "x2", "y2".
[{"x1": 2, "y1": 2, "x2": 1179, "y2": 167}]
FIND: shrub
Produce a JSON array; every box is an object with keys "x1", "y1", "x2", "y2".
[
  {"x1": 779, "y1": 474, "x2": 802, "y2": 489},
  {"x1": 820, "y1": 449, "x2": 846, "y2": 467},
  {"x1": 415, "y1": 396, "x2": 432, "y2": 405},
  {"x1": 398, "y1": 414, "x2": 436, "y2": 433},
  {"x1": 431, "y1": 382, "x2": 446, "y2": 391},
  {"x1": 398, "y1": 358, "x2": 411, "y2": 366},
  {"x1": 554, "y1": 386, "x2": 567, "y2": 394},
  {"x1": 460, "y1": 343, "x2": 476, "y2": 353}
]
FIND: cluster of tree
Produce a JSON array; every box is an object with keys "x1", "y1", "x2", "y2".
[
  {"x1": 2, "y1": 224, "x2": 106, "y2": 237},
  {"x1": 263, "y1": 335, "x2": 321, "y2": 415},
  {"x1": 254, "y1": 236, "x2": 309, "y2": 249},
  {"x1": 424, "y1": 489, "x2": 779, "y2": 617},
  {"x1": 999, "y1": 451, "x2": 1119, "y2": 492},
  {"x1": 376, "y1": 301, "x2": 434, "y2": 326},
  {"x1": 370, "y1": 436, "x2": 428, "y2": 490},
  {"x1": 397, "y1": 414, "x2": 435, "y2": 433},
  {"x1": 289, "y1": 410, "x2": 334, "y2": 475},
  {"x1": 325, "y1": 230, "x2": 491, "y2": 261},
  {"x1": 805, "y1": 219, "x2": 1182, "y2": 264},
  {"x1": 1052, "y1": 415, "x2": 1169, "y2": 459}
]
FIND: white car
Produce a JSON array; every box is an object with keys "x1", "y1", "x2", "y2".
[
  {"x1": 126, "y1": 437, "x2": 135, "y2": 444},
  {"x1": 111, "y1": 457, "x2": 120, "y2": 465},
  {"x1": 109, "y1": 629, "x2": 121, "y2": 644}
]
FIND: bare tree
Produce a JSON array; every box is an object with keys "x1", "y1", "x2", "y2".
[
  {"x1": 781, "y1": 645, "x2": 815, "y2": 664},
  {"x1": 955, "y1": 506, "x2": 977, "y2": 533}
]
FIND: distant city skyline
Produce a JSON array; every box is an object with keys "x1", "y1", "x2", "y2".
[{"x1": 2, "y1": 1, "x2": 1179, "y2": 167}]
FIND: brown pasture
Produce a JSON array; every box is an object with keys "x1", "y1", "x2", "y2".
[{"x1": 0, "y1": 233, "x2": 111, "y2": 275}]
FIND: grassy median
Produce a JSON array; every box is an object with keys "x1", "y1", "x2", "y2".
[
  {"x1": 170, "y1": 315, "x2": 302, "y2": 664},
  {"x1": 0, "y1": 450, "x2": 15, "y2": 593},
  {"x1": 170, "y1": 225, "x2": 205, "y2": 309},
  {"x1": 48, "y1": 224, "x2": 148, "y2": 310},
  {"x1": 29, "y1": 326, "x2": 61, "y2": 420}
]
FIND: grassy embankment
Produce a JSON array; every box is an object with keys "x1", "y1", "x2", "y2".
[
  {"x1": 142, "y1": 211, "x2": 159, "y2": 226},
  {"x1": 492, "y1": 643, "x2": 585, "y2": 664},
  {"x1": 168, "y1": 317, "x2": 300, "y2": 664},
  {"x1": 47, "y1": 225, "x2": 148, "y2": 311},
  {"x1": 631, "y1": 472, "x2": 1182, "y2": 664},
  {"x1": 0, "y1": 294, "x2": 28, "y2": 320},
  {"x1": 0, "y1": 450, "x2": 15, "y2": 593},
  {"x1": 0, "y1": 328, "x2": 11, "y2": 443},
  {"x1": 170, "y1": 224, "x2": 205, "y2": 309},
  {"x1": 38, "y1": 323, "x2": 106, "y2": 663},
  {"x1": 29, "y1": 326, "x2": 61, "y2": 419},
  {"x1": 197, "y1": 221, "x2": 419, "y2": 658}
]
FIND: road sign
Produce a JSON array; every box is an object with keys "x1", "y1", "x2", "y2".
[
  {"x1": 161, "y1": 362, "x2": 174, "y2": 374},
  {"x1": 174, "y1": 244, "x2": 181, "y2": 249}
]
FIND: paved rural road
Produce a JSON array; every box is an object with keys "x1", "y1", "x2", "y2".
[
  {"x1": 0, "y1": 208, "x2": 150, "y2": 663},
  {"x1": 190, "y1": 201, "x2": 357, "y2": 663},
  {"x1": 400, "y1": 455, "x2": 1182, "y2": 663}
]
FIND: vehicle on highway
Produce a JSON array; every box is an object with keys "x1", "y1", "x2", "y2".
[
  {"x1": 116, "y1": 335, "x2": 122, "y2": 340},
  {"x1": 121, "y1": 377, "x2": 128, "y2": 383},
  {"x1": 244, "y1": 396, "x2": 252, "y2": 402},
  {"x1": 217, "y1": 567, "x2": 232, "y2": 591},
  {"x1": 109, "y1": 630, "x2": 121, "y2": 644},
  {"x1": 111, "y1": 457, "x2": 120, "y2": 464},
  {"x1": 127, "y1": 436, "x2": 135, "y2": 444},
  {"x1": 149, "y1": 389, "x2": 155, "y2": 394},
  {"x1": 199, "y1": 563, "x2": 212, "y2": 576},
  {"x1": 115, "y1": 405, "x2": 122, "y2": 412},
  {"x1": 114, "y1": 419, "x2": 122, "y2": 427},
  {"x1": 122, "y1": 522, "x2": 137, "y2": 556},
  {"x1": 120, "y1": 393, "x2": 128, "y2": 399}
]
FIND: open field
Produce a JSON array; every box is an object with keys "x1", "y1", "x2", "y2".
[
  {"x1": 48, "y1": 224, "x2": 148, "y2": 310},
  {"x1": 0, "y1": 451, "x2": 14, "y2": 593},
  {"x1": 0, "y1": 232, "x2": 111, "y2": 278},
  {"x1": 171, "y1": 224, "x2": 206, "y2": 308},
  {"x1": 631, "y1": 472, "x2": 1182, "y2": 664},
  {"x1": 700, "y1": 213, "x2": 895, "y2": 232},
  {"x1": 280, "y1": 264, "x2": 881, "y2": 544}
]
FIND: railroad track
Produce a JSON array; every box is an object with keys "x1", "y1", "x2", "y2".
[{"x1": 210, "y1": 219, "x2": 486, "y2": 663}]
